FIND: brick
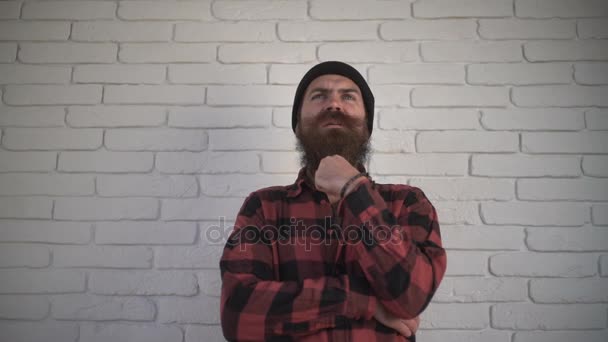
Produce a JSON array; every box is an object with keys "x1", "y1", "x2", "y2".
[
  {"x1": 0, "y1": 245, "x2": 50, "y2": 268},
  {"x1": 0, "y1": 1, "x2": 21, "y2": 19},
  {"x1": 593, "y1": 205, "x2": 608, "y2": 226},
  {"x1": 118, "y1": 1, "x2": 211, "y2": 20},
  {"x1": 201, "y1": 220, "x2": 233, "y2": 246},
  {"x1": 0, "y1": 295, "x2": 49, "y2": 320},
  {"x1": 219, "y1": 43, "x2": 316, "y2": 63},
  {"x1": 96, "y1": 221, "x2": 197, "y2": 245},
  {"x1": 531, "y1": 278, "x2": 608, "y2": 303},
  {"x1": 479, "y1": 19, "x2": 575, "y2": 39},
  {"x1": 381, "y1": 19, "x2": 476, "y2": 40},
  {"x1": 54, "y1": 198, "x2": 158, "y2": 220},
  {"x1": 208, "y1": 128, "x2": 295, "y2": 151},
  {"x1": 0, "y1": 270, "x2": 85, "y2": 294},
  {"x1": 525, "y1": 40, "x2": 608, "y2": 61},
  {"x1": 583, "y1": 156, "x2": 608, "y2": 177},
  {"x1": 370, "y1": 130, "x2": 415, "y2": 153},
  {"x1": 4, "y1": 85, "x2": 101, "y2": 105},
  {"x1": 601, "y1": 255, "x2": 608, "y2": 275},
  {"x1": 52, "y1": 294, "x2": 154, "y2": 321},
  {"x1": 435, "y1": 277, "x2": 527, "y2": 302},
  {"x1": 0, "y1": 21, "x2": 69, "y2": 41},
  {"x1": 278, "y1": 21, "x2": 378, "y2": 41},
  {"x1": 0, "y1": 43, "x2": 17, "y2": 62},
  {"x1": 434, "y1": 201, "x2": 481, "y2": 225},
  {"x1": 410, "y1": 178, "x2": 513, "y2": 200},
  {"x1": 514, "y1": 331, "x2": 608, "y2": 342},
  {"x1": 586, "y1": 108, "x2": 608, "y2": 129},
  {"x1": 310, "y1": 0, "x2": 409, "y2": 19},
  {"x1": 370, "y1": 64, "x2": 464, "y2": 84},
  {"x1": 268, "y1": 63, "x2": 320, "y2": 84},
  {"x1": 19, "y1": 42, "x2": 117, "y2": 63},
  {"x1": 420, "y1": 303, "x2": 489, "y2": 329},
  {"x1": 3, "y1": 128, "x2": 102, "y2": 150},
  {"x1": 468, "y1": 63, "x2": 572, "y2": 85},
  {"x1": 0, "y1": 174, "x2": 93, "y2": 196},
  {"x1": 156, "y1": 151, "x2": 259, "y2": 174},
  {"x1": 515, "y1": 86, "x2": 608, "y2": 107},
  {"x1": 515, "y1": 0, "x2": 608, "y2": 18},
  {"x1": 442, "y1": 226, "x2": 524, "y2": 250},
  {"x1": 104, "y1": 85, "x2": 205, "y2": 105},
  {"x1": 261, "y1": 151, "x2": 301, "y2": 173},
  {"x1": 198, "y1": 174, "x2": 296, "y2": 197},
  {"x1": 161, "y1": 197, "x2": 243, "y2": 221},
  {"x1": 319, "y1": 42, "x2": 418, "y2": 63},
  {"x1": 175, "y1": 22, "x2": 274, "y2": 42},
  {"x1": 213, "y1": 0, "x2": 306, "y2": 20},
  {"x1": 72, "y1": 22, "x2": 171, "y2": 42},
  {"x1": 273, "y1": 107, "x2": 292, "y2": 127},
  {"x1": 97, "y1": 174, "x2": 198, "y2": 197},
  {"x1": 518, "y1": 179, "x2": 608, "y2": 201},
  {"x1": 59, "y1": 151, "x2": 153, "y2": 172},
  {"x1": 89, "y1": 271, "x2": 197, "y2": 295},
  {"x1": 379, "y1": 109, "x2": 480, "y2": 130},
  {"x1": 53, "y1": 246, "x2": 152, "y2": 268},
  {"x1": 482, "y1": 108, "x2": 584, "y2": 130},
  {"x1": 492, "y1": 303, "x2": 606, "y2": 329},
  {"x1": 197, "y1": 269, "x2": 221, "y2": 297},
  {"x1": 372, "y1": 85, "x2": 412, "y2": 106},
  {"x1": 0, "y1": 221, "x2": 90, "y2": 244},
  {"x1": 472, "y1": 154, "x2": 581, "y2": 177},
  {"x1": 157, "y1": 296, "x2": 219, "y2": 323},
  {"x1": 578, "y1": 19, "x2": 608, "y2": 38},
  {"x1": 0, "y1": 198, "x2": 52, "y2": 219},
  {"x1": 417, "y1": 131, "x2": 518, "y2": 152},
  {"x1": 0, "y1": 106, "x2": 65, "y2": 127},
  {"x1": 80, "y1": 324, "x2": 182, "y2": 342},
  {"x1": 575, "y1": 63, "x2": 608, "y2": 85},
  {"x1": 0, "y1": 321, "x2": 78, "y2": 342},
  {"x1": 0, "y1": 151, "x2": 56, "y2": 172},
  {"x1": 67, "y1": 106, "x2": 166, "y2": 127},
  {"x1": 23, "y1": 1, "x2": 115, "y2": 20},
  {"x1": 74, "y1": 64, "x2": 166, "y2": 84},
  {"x1": 482, "y1": 202, "x2": 588, "y2": 226},
  {"x1": 185, "y1": 325, "x2": 224, "y2": 342},
  {"x1": 527, "y1": 227, "x2": 608, "y2": 251},
  {"x1": 155, "y1": 245, "x2": 224, "y2": 268},
  {"x1": 120, "y1": 43, "x2": 215, "y2": 63},
  {"x1": 169, "y1": 64, "x2": 266, "y2": 84},
  {"x1": 490, "y1": 253, "x2": 596, "y2": 277},
  {"x1": 105, "y1": 128, "x2": 207, "y2": 151},
  {"x1": 523, "y1": 132, "x2": 608, "y2": 153},
  {"x1": 414, "y1": 0, "x2": 512, "y2": 17},
  {"x1": 418, "y1": 330, "x2": 510, "y2": 342},
  {"x1": 169, "y1": 107, "x2": 270, "y2": 128},
  {"x1": 412, "y1": 86, "x2": 509, "y2": 107},
  {"x1": 207, "y1": 85, "x2": 295, "y2": 106},
  {"x1": 443, "y1": 251, "x2": 487, "y2": 276},
  {"x1": 0, "y1": 65, "x2": 71, "y2": 84},
  {"x1": 370, "y1": 154, "x2": 468, "y2": 176},
  {"x1": 422, "y1": 41, "x2": 522, "y2": 62}
]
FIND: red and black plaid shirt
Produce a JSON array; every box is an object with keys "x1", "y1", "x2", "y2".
[{"x1": 220, "y1": 165, "x2": 447, "y2": 341}]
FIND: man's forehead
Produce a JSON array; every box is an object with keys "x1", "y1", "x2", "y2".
[{"x1": 305, "y1": 74, "x2": 361, "y2": 93}]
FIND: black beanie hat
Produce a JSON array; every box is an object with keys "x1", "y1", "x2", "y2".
[{"x1": 291, "y1": 61, "x2": 374, "y2": 135}]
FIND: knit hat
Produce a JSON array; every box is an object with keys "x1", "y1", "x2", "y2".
[{"x1": 291, "y1": 61, "x2": 374, "y2": 135}]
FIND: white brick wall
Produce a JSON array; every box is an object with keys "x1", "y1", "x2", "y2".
[{"x1": 0, "y1": 0, "x2": 606, "y2": 341}]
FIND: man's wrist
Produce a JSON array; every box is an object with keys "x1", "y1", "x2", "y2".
[{"x1": 341, "y1": 174, "x2": 369, "y2": 198}]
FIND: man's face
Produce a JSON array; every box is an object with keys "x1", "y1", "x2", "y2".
[{"x1": 295, "y1": 74, "x2": 371, "y2": 171}]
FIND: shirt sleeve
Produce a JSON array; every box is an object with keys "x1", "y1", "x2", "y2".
[
  {"x1": 336, "y1": 178, "x2": 447, "y2": 320},
  {"x1": 219, "y1": 192, "x2": 377, "y2": 341}
]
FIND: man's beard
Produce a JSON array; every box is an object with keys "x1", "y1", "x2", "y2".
[{"x1": 295, "y1": 110, "x2": 371, "y2": 173}]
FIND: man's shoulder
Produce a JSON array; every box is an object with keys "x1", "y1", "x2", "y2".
[{"x1": 372, "y1": 181, "x2": 431, "y2": 205}]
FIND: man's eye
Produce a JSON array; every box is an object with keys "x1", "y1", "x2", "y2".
[
  {"x1": 311, "y1": 94, "x2": 324, "y2": 100},
  {"x1": 343, "y1": 94, "x2": 355, "y2": 100}
]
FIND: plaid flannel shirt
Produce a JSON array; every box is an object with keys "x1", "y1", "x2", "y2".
[{"x1": 220, "y1": 166, "x2": 447, "y2": 341}]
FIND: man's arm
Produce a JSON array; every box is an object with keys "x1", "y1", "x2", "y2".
[
  {"x1": 337, "y1": 179, "x2": 447, "y2": 320},
  {"x1": 219, "y1": 192, "x2": 377, "y2": 341}
]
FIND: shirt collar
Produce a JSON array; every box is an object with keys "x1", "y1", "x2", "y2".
[{"x1": 286, "y1": 163, "x2": 368, "y2": 199}]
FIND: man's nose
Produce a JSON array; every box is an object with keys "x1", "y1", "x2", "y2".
[{"x1": 325, "y1": 94, "x2": 342, "y2": 112}]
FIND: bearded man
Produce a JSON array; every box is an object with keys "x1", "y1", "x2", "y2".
[{"x1": 220, "y1": 61, "x2": 447, "y2": 341}]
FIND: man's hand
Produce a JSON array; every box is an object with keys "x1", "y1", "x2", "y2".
[
  {"x1": 314, "y1": 155, "x2": 360, "y2": 202},
  {"x1": 374, "y1": 302, "x2": 420, "y2": 338}
]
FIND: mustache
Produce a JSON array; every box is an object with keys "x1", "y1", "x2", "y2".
[{"x1": 315, "y1": 110, "x2": 351, "y2": 126}]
